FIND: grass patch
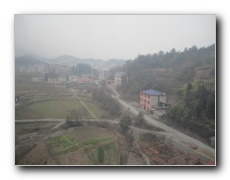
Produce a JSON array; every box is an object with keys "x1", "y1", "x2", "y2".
[
  {"x1": 15, "y1": 99, "x2": 92, "y2": 119},
  {"x1": 98, "y1": 147, "x2": 104, "y2": 163},
  {"x1": 82, "y1": 137, "x2": 114, "y2": 146},
  {"x1": 48, "y1": 134, "x2": 78, "y2": 155},
  {"x1": 85, "y1": 142, "x2": 119, "y2": 165},
  {"x1": 64, "y1": 126, "x2": 119, "y2": 165},
  {"x1": 84, "y1": 102, "x2": 102, "y2": 118},
  {"x1": 16, "y1": 81, "x2": 71, "y2": 96}
]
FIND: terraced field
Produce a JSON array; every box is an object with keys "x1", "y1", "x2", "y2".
[
  {"x1": 47, "y1": 126, "x2": 119, "y2": 165},
  {"x1": 16, "y1": 125, "x2": 120, "y2": 165}
]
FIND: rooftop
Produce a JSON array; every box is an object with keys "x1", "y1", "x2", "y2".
[
  {"x1": 141, "y1": 89, "x2": 162, "y2": 96},
  {"x1": 114, "y1": 72, "x2": 126, "y2": 76}
]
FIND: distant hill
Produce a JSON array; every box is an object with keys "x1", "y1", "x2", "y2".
[
  {"x1": 48, "y1": 55, "x2": 126, "y2": 68},
  {"x1": 48, "y1": 55, "x2": 83, "y2": 65},
  {"x1": 15, "y1": 56, "x2": 46, "y2": 66},
  {"x1": 15, "y1": 53, "x2": 127, "y2": 69}
]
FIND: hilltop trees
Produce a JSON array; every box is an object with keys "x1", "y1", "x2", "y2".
[
  {"x1": 110, "y1": 44, "x2": 215, "y2": 97},
  {"x1": 71, "y1": 63, "x2": 92, "y2": 75}
]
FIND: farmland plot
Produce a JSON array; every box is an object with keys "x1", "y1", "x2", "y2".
[{"x1": 46, "y1": 126, "x2": 120, "y2": 165}]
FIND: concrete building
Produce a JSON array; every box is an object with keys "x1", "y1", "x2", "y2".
[
  {"x1": 114, "y1": 72, "x2": 126, "y2": 85},
  {"x1": 48, "y1": 74, "x2": 59, "y2": 83},
  {"x1": 78, "y1": 75, "x2": 93, "y2": 84},
  {"x1": 99, "y1": 70, "x2": 108, "y2": 80},
  {"x1": 69, "y1": 75, "x2": 78, "y2": 82},
  {"x1": 140, "y1": 89, "x2": 168, "y2": 111},
  {"x1": 32, "y1": 77, "x2": 43, "y2": 82},
  {"x1": 58, "y1": 76, "x2": 67, "y2": 83}
]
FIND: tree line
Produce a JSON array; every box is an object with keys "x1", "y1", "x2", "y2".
[
  {"x1": 110, "y1": 44, "x2": 215, "y2": 98},
  {"x1": 92, "y1": 88, "x2": 121, "y2": 117},
  {"x1": 71, "y1": 63, "x2": 92, "y2": 76},
  {"x1": 108, "y1": 44, "x2": 215, "y2": 141},
  {"x1": 169, "y1": 82, "x2": 215, "y2": 140}
]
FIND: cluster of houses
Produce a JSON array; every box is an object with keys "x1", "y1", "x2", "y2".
[
  {"x1": 106, "y1": 71, "x2": 127, "y2": 87},
  {"x1": 32, "y1": 73, "x2": 95, "y2": 85},
  {"x1": 106, "y1": 71, "x2": 170, "y2": 118},
  {"x1": 32, "y1": 68, "x2": 170, "y2": 115},
  {"x1": 16, "y1": 64, "x2": 70, "y2": 74}
]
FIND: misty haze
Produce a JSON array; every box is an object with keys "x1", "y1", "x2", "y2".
[{"x1": 15, "y1": 15, "x2": 216, "y2": 166}]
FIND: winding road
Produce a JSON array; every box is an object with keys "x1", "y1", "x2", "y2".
[
  {"x1": 108, "y1": 84, "x2": 215, "y2": 159},
  {"x1": 15, "y1": 84, "x2": 215, "y2": 160}
]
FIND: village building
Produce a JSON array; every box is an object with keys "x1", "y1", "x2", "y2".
[
  {"x1": 32, "y1": 77, "x2": 43, "y2": 82},
  {"x1": 106, "y1": 80, "x2": 115, "y2": 85},
  {"x1": 114, "y1": 72, "x2": 126, "y2": 85},
  {"x1": 140, "y1": 89, "x2": 169, "y2": 112},
  {"x1": 78, "y1": 75, "x2": 93, "y2": 84},
  {"x1": 58, "y1": 76, "x2": 67, "y2": 83},
  {"x1": 36, "y1": 65, "x2": 45, "y2": 73},
  {"x1": 99, "y1": 70, "x2": 108, "y2": 80},
  {"x1": 69, "y1": 75, "x2": 78, "y2": 82},
  {"x1": 47, "y1": 74, "x2": 59, "y2": 83},
  {"x1": 92, "y1": 68, "x2": 99, "y2": 80},
  {"x1": 105, "y1": 79, "x2": 115, "y2": 89}
]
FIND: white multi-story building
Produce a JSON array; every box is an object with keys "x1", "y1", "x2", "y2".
[{"x1": 114, "y1": 72, "x2": 126, "y2": 85}]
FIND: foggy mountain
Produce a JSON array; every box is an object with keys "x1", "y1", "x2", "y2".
[
  {"x1": 15, "y1": 56, "x2": 46, "y2": 66},
  {"x1": 15, "y1": 54, "x2": 127, "y2": 68}
]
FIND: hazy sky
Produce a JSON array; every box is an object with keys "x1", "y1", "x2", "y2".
[{"x1": 15, "y1": 15, "x2": 215, "y2": 60}]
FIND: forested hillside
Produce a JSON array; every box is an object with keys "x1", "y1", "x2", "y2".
[
  {"x1": 111, "y1": 44, "x2": 215, "y2": 98},
  {"x1": 15, "y1": 56, "x2": 46, "y2": 66},
  {"x1": 109, "y1": 44, "x2": 215, "y2": 141}
]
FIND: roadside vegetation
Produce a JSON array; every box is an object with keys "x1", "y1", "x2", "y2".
[
  {"x1": 108, "y1": 44, "x2": 215, "y2": 142},
  {"x1": 169, "y1": 82, "x2": 215, "y2": 140},
  {"x1": 92, "y1": 88, "x2": 121, "y2": 118}
]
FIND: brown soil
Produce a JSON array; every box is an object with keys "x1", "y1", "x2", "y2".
[
  {"x1": 126, "y1": 152, "x2": 145, "y2": 165},
  {"x1": 18, "y1": 142, "x2": 54, "y2": 165}
]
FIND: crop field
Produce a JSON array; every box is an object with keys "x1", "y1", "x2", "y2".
[
  {"x1": 15, "y1": 72, "x2": 119, "y2": 165},
  {"x1": 16, "y1": 100, "x2": 92, "y2": 119},
  {"x1": 16, "y1": 81, "x2": 71, "y2": 96},
  {"x1": 46, "y1": 126, "x2": 119, "y2": 165},
  {"x1": 15, "y1": 72, "x2": 102, "y2": 120},
  {"x1": 48, "y1": 134, "x2": 78, "y2": 155}
]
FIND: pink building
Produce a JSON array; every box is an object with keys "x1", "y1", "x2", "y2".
[{"x1": 140, "y1": 89, "x2": 168, "y2": 111}]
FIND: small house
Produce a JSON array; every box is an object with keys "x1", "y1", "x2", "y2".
[{"x1": 140, "y1": 89, "x2": 169, "y2": 111}]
